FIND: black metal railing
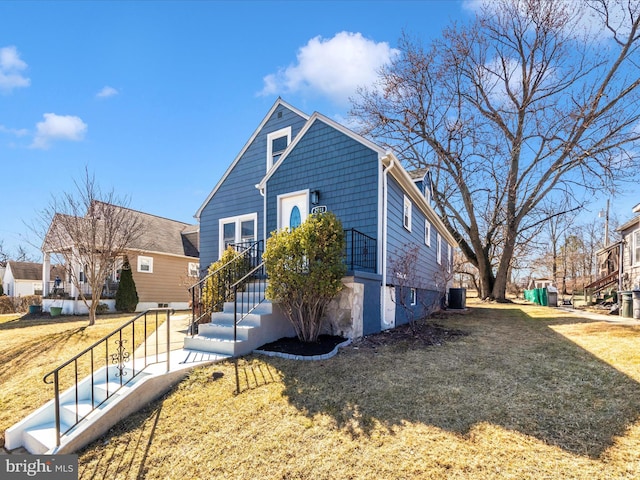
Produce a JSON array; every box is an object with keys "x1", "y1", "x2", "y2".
[
  {"x1": 189, "y1": 241, "x2": 263, "y2": 335},
  {"x1": 232, "y1": 262, "x2": 267, "y2": 342},
  {"x1": 344, "y1": 229, "x2": 377, "y2": 273},
  {"x1": 43, "y1": 308, "x2": 173, "y2": 448}
]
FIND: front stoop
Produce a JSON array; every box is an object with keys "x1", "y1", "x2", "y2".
[
  {"x1": 184, "y1": 299, "x2": 295, "y2": 357},
  {"x1": 5, "y1": 350, "x2": 226, "y2": 454}
]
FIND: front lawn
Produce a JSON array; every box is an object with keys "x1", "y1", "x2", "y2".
[
  {"x1": 72, "y1": 301, "x2": 640, "y2": 479},
  {"x1": 0, "y1": 311, "x2": 154, "y2": 449}
]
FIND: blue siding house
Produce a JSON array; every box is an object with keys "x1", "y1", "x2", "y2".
[{"x1": 195, "y1": 98, "x2": 457, "y2": 340}]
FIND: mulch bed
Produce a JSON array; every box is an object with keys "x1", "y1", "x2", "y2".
[
  {"x1": 352, "y1": 321, "x2": 468, "y2": 350},
  {"x1": 257, "y1": 320, "x2": 468, "y2": 356},
  {"x1": 257, "y1": 335, "x2": 348, "y2": 356}
]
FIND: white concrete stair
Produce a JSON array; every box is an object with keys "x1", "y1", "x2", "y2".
[{"x1": 184, "y1": 298, "x2": 295, "y2": 357}]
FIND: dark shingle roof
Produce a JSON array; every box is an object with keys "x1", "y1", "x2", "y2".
[{"x1": 7, "y1": 261, "x2": 65, "y2": 281}]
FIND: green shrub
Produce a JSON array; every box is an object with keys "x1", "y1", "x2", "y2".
[
  {"x1": 201, "y1": 246, "x2": 251, "y2": 315},
  {"x1": 115, "y1": 258, "x2": 139, "y2": 313},
  {"x1": 263, "y1": 212, "x2": 346, "y2": 342},
  {"x1": 0, "y1": 295, "x2": 42, "y2": 314},
  {"x1": 96, "y1": 302, "x2": 110, "y2": 315}
]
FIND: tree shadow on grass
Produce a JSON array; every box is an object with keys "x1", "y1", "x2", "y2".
[{"x1": 260, "y1": 307, "x2": 640, "y2": 458}]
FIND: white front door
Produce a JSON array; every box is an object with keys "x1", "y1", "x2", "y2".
[{"x1": 278, "y1": 190, "x2": 309, "y2": 230}]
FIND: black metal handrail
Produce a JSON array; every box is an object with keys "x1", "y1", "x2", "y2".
[
  {"x1": 344, "y1": 229, "x2": 377, "y2": 273},
  {"x1": 232, "y1": 262, "x2": 267, "y2": 342},
  {"x1": 189, "y1": 241, "x2": 263, "y2": 335},
  {"x1": 43, "y1": 308, "x2": 173, "y2": 448}
]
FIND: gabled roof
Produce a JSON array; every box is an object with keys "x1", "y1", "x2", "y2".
[
  {"x1": 194, "y1": 98, "x2": 310, "y2": 219},
  {"x1": 257, "y1": 111, "x2": 386, "y2": 190},
  {"x1": 6, "y1": 261, "x2": 65, "y2": 281},
  {"x1": 617, "y1": 214, "x2": 640, "y2": 233},
  {"x1": 44, "y1": 202, "x2": 199, "y2": 258}
]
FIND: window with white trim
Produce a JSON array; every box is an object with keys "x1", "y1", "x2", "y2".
[
  {"x1": 447, "y1": 244, "x2": 452, "y2": 273},
  {"x1": 138, "y1": 256, "x2": 153, "y2": 273},
  {"x1": 425, "y1": 220, "x2": 431, "y2": 247},
  {"x1": 410, "y1": 288, "x2": 417, "y2": 306},
  {"x1": 403, "y1": 195, "x2": 412, "y2": 231},
  {"x1": 634, "y1": 230, "x2": 640, "y2": 265},
  {"x1": 267, "y1": 127, "x2": 291, "y2": 170},
  {"x1": 219, "y1": 213, "x2": 258, "y2": 257},
  {"x1": 437, "y1": 233, "x2": 442, "y2": 265},
  {"x1": 188, "y1": 262, "x2": 200, "y2": 277}
]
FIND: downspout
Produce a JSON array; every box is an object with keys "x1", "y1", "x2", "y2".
[
  {"x1": 380, "y1": 153, "x2": 396, "y2": 329},
  {"x1": 256, "y1": 183, "x2": 266, "y2": 245}
]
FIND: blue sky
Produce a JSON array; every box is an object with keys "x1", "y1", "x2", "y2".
[{"x1": 0, "y1": 1, "x2": 635, "y2": 259}]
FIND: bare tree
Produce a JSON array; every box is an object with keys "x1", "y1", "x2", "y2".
[
  {"x1": 351, "y1": 0, "x2": 640, "y2": 300},
  {"x1": 36, "y1": 169, "x2": 144, "y2": 325}
]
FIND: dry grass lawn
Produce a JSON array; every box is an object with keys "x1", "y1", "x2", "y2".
[
  {"x1": 3, "y1": 302, "x2": 640, "y2": 479},
  {"x1": 71, "y1": 301, "x2": 640, "y2": 479},
  {"x1": 0, "y1": 311, "x2": 157, "y2": 449}
]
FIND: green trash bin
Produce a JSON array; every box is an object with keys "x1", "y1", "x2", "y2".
[
  {"x1": 539, "y1": 288, "x2": 548, "y2": 307},
  {"x1": 620, "y1": 291, "x2": 633, "y2": 318},
  {"x1": 633, "y1": 291, "x2": 640, "y2": 319}
]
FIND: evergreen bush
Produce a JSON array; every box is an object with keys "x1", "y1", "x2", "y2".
[{"x1": 115, "y1": 258, "x2": 139, "y2": 313}]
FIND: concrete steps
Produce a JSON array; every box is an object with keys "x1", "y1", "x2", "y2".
[
  {"x1": 6, "y1": 366, "x2": 150, "y2": 454},
  {"x1": 184, "y1": 298, "x2": 295, "y2": 358}
]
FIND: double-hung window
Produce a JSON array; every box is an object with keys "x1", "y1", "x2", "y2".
[
  {"x1": 437, "y1": 233, "x2": 442, "y2": 265},
  {"x1": 634, "y1": 230, "x2": 640, "y2": 265},
  {"x1": 425, "y1": 221, "x2": 431, "y2": 247},
  {"x1": 403, "y1": 195, "x2": 412, "y2": 232},
  {"x1": 267, "y1": 127, "x2": 291, "y2": 171}
]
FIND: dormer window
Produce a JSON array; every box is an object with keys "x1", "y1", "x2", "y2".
[{"x1": 267, "y1": 127, "x2": 291, "y2": 170}]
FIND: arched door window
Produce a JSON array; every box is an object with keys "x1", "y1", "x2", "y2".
[{"x1": 290, "y1": 206, "x2": 301, "y2": 229}]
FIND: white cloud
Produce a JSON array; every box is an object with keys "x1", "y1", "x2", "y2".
[
  {"x1": 96, "y1": 85, "x2": 119, "y2": 98},
  {"x1": 259, "y1": 31, "x2": 399, "y2": 106},
  {"x1": 0, "y1": 124, "x2": 28, "y2": 137},
  {"x1": 31, "y1": 113, "x2": 88, "y2": 149},
  {"x1": 0, "y1": 45, "x2": 30, "y2": 93}
]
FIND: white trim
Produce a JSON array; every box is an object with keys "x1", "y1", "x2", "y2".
[
  {"x1": 258, "y1": 113, "x2": 387, "y2": 190},
  {"x1": 410, "y1": 288, "x2": 417, "y2": 306},
  {"x1": 195, "y1": 98, "x2": 309, "y2": 219},
  {"x1": 218, "y1": 212, "x2": 258, "y2": 258},
  {"x1": 403, "y1": 195, "x2": 412, "y2": 232},
  {"x1": 633, "y1": 229, "x2": 640, "y2": 265},
  {"x1": 437, "y1": 233, "x2": 442, "y2": 265},
  {"x1": 447, "y1": 244, "x2": 452, "y2": 273},
  {"x1": 381, "y1": 155, "x2": 395, "y2": 330},
  {"x1": 137, "y1": 255, "x2": 154, "y2": 273},
  {"x1": 381, "y1": 154, "x2": 458, "y2": 247},
  {"x1": 266, "y1": 127, "x2": 291, "y2": 171}
]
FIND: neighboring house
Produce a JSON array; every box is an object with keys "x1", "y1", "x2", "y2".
[
  {"x1": 2, "y1": 261, "x2": 65, "y2": 297},
  {"x1": 41, "y1": 204, "x2": 199, "y2": 313},
  {"x1": 616, "y1": 203, "x2": 640, "y2": 290},
  {"x1": 196, "y1": 98, "x2": 457, "y2": 336},
  {"x1": 585, "y1": 202, "x2": 640, "y2": 295}
]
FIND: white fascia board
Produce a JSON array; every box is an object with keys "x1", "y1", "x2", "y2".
[
  {"x1": 195, "y1": 98, "x2": 310, "y2": 219},
  {"x1": 381, "y1": 154, "x2": 458, "y2": 248},
  {"x1": 257, "y1": 112, "x2": 387, "y2": 190}
]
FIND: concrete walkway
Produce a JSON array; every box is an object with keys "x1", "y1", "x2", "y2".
[
  {"x1": 556, "y1": 306, "x2": 640, "y2": 325},
  {"x1": 133, "y1": 310, "x2": 228, "y2": 373}
]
